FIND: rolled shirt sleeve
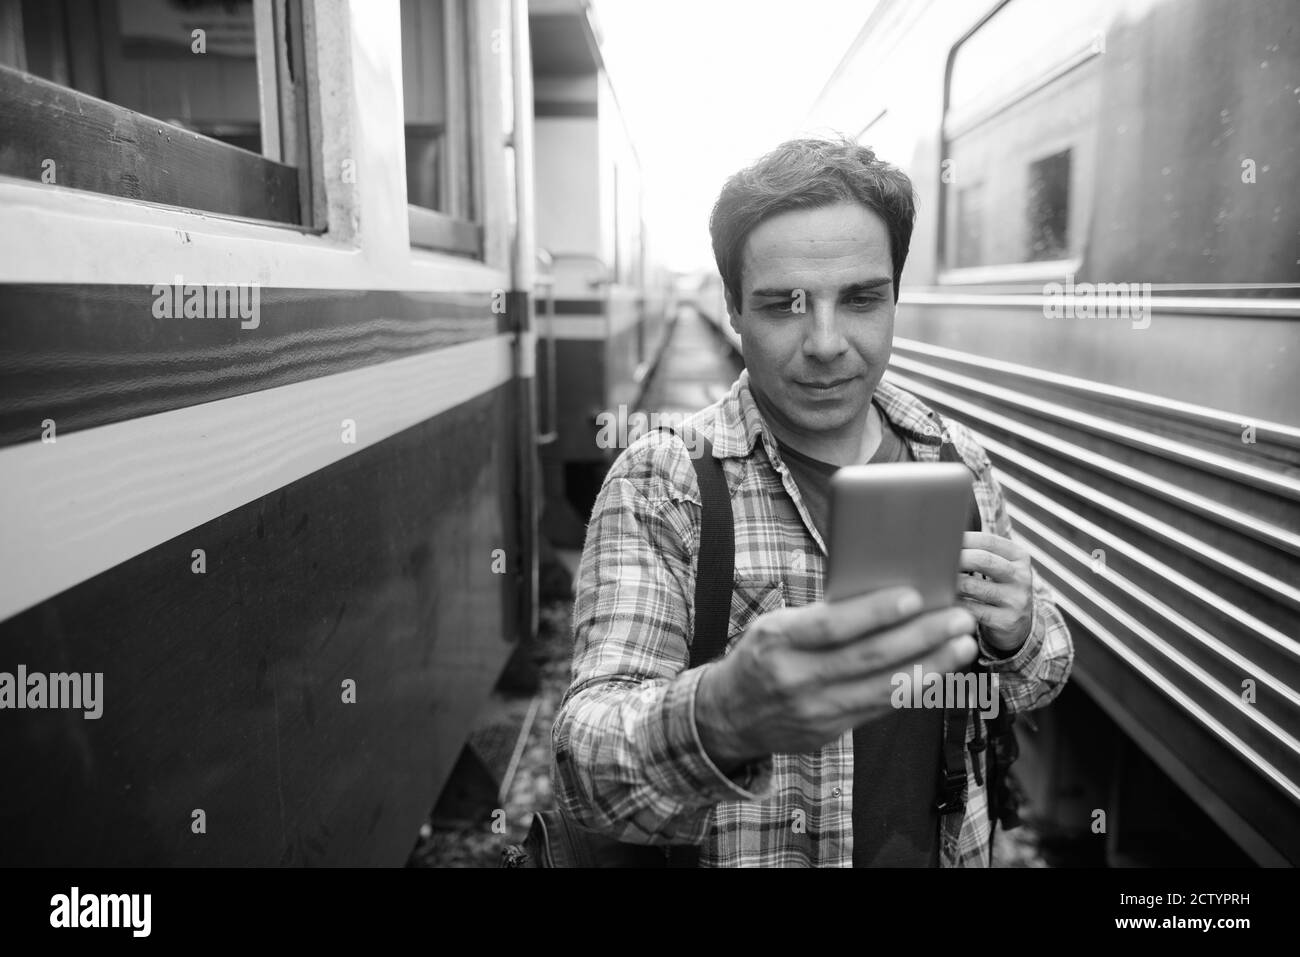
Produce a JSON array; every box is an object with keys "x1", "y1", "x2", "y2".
[{"x1": 972, "y1": 452, "x2": 1074, "y2": 714}]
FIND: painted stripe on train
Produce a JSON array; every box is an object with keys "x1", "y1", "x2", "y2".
[
  {"x1": 535, "y1": 315, "x2": 608, "y2": 340},
  {"x1": 0, "y1": 335, "x2": 514, "y2": 623},
  {"x1": 543, "y1": 299, "x2": 605, "y2": 315},
  {"x1": 0, "y1": 384, "x2": 521, "y2": 864},
  {"x1": 0, "y1": 284, "x2": 514, "y2": 448},
  {"x1": 534, "y1": 301, "x2": 646, "y2": 339},
  {"x1": 535, "y1": 101, "x2": 599, "y2": 117}
]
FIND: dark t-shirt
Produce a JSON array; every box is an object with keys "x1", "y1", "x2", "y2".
[{"x1": 774, "y1": 402, "x2": 944, "y2": 867}]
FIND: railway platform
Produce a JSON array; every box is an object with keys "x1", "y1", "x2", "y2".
[{"x1": 635, "y1": 305, "x2": 742, "y2": 417}]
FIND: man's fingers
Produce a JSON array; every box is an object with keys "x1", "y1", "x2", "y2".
[
  {"x1": 959, "y1": 548, "x2": 1014, "y2": 581},
  {"x1": 816, "y1": 605, "x2": 978, "y2": 681},
  {"x1": 962, "y1": 531, "x2": 1027, "y2": 562},
  {"x1": 957, "y1": 573, "x2": 1006, "y2": 605},
  {"x1": 929, "y1": 633, "x2": 981, "y2": 674},
  {"x1": 958, "y1": 596, "x2": 994, "y2": 624},
  {"x1": 783, "y1": 587, "x2": 925, "y2": 649}
]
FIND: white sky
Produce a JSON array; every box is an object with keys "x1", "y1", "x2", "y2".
[{"x1": 590, "y1": 0, "x2": 875, "y2": 273}]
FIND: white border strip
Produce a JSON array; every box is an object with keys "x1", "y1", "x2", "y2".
[
  {"x1": 900, "y1": 290, "x2": 1300, "y2": 318},
  {"x1": 0, "y1": 335, "x2": 514, "y2": 622},
  {"x1": 536, "y1": 314, "x2": 609, "y2": 340}
]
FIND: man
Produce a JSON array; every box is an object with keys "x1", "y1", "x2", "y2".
[{"x1": 552, "y1": 137, "x2": 1073, "y2": 867}]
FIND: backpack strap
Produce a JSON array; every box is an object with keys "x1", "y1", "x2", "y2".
[
  {"x1": 934, "y1": 426, "x2": 976, "y2": 828},
  {"x1": 685, "y1": 434, "x2": 735, "y2": 670},
  {"x1": 657, "y1": 427, "x2": 734, "y2": 867},
  {"x1": 933, "y1": 412, "x2": 1022, "y2": 860}
]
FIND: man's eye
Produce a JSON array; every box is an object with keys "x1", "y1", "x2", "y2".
[
  {"x1": 762, "y1": 301, "x2": 795, "y2": 314},
  {"x1": 848, "y1": 295, "x2": 881, "y2": 308}
]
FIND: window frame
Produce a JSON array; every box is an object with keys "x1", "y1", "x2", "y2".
[
  {"x1": 0, "y1": 0, "x2": 318, "y2": 232},
  {"x1": 936, "y1": 0, "x2": 1104, "y2": 283},
  {"x1": 1024, "y1": 147, "x2": 1072, "y2": 263},
  {"x1": 404, "y1": 0, "x2": 484, "y2": 259}
]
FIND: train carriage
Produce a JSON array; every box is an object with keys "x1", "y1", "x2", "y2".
[
  {"x1": 528, "y1": 0, "x2": 674, "y2": 542},
  {"x1": 0, "y1": 0, "x2": 542, "y2": 865},
  {"x1": 808, "y1": 0, "x2": 1300, "y2": 865}
]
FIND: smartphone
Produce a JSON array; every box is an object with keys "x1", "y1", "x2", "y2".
[{"x1": 825, "y1": 462, "x2": 973, "y2": 611}]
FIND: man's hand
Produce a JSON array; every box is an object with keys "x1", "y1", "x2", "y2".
[
  {"x1": 694, "y1": 588, "x2": 978, "y2": 774},
  {"x1": 957, "y1": 531, "x2": 1033, "y2": 655}
]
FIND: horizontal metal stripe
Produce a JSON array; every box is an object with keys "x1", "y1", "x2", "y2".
[
  {"x1": 1032, "y1": 551, "x2": 1300, "y2": 805},
  {"x1": 960, "y1": 417, "x2": 1300, "y2": 613},
  {"x1": 889, "y1": 357, "x2": 1300, "y2": 502},
  {"x1": 0, "y1": 335, "x2": 515, "y2": 622},
  {"x1": 900, "y1": 290, "x2": 1300, "y2": 318},
  {"x1": 1143, "y1": 283, "x2": 1300, "y2": 293},
  {"x1": 892, "y1": 372, "x2": 1300, "y2": 608},
  {"x1": 1000, "y1": 472, "x2": 1300, "y2": 665},
  {"x1": 1013, "y1": 503, "x2": 1300, "y2": 712},
  {"x1": 0, "y1": 284, "x2": 511, "y2": 448},
  {"x1": 893, "y1": 336, "x2": 1300, "y2": 449},
  {"x1": 931, "y1": 279, "x2": 1300, "y2": 292},
  {"x1": 887, "y1": 371, "x2": 1300, "y2": 563}
]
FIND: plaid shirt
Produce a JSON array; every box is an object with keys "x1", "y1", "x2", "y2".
[{"x1": 552, "y1": 369, "x2": 1074, "y2": 866}]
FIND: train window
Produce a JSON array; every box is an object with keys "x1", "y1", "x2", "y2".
[
  {"x1": 954, "y1": 182, "x2": 985, "y2": 268},
  {"x1": 941, "y1": 0, "x2": 1105, "y2": 275},
  {"x1": 401, "y1": 0, "x2": 482, "y2": 257},
  {"x1": 0, "y1": 0, "x2": 311, "y2": 226},
  {"x1": 1026, "y1": 148, "x2": 1070, "y2": 261}
]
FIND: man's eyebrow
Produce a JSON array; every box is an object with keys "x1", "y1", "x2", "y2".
[
  {"x1": 749, "y1": 278, "x2": 892, "y2": 298},
  {"x1": 842, "y1": 278, "x2": 893, "y2": 294}
]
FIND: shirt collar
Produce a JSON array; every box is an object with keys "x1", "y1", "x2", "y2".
[{"x1": 710, "y1": 367, "x2": 948, "y2": 462}]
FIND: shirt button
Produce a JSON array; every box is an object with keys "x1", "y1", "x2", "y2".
[{"x1": 831, "y1": 786, "x2": 842, "y2": 798}]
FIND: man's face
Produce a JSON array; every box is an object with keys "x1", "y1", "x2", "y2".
[{"x1": 728, "y1": 202, "x2": 896, "y2": 450}]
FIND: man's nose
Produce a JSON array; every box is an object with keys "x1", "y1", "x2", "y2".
[{"x1": 801, "y1": 300, "x2": 848, "y2": 362}]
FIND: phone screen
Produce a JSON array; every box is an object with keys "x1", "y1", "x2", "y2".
[{"x1": 825, "y1": 462, "x2": 974, "y2": 610}]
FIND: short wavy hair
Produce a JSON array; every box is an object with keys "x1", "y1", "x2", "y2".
[{"x1": 709, "y1": 137, "x2": 917, "y2": 308}]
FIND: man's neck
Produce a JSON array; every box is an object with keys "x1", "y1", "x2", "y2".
[
  {"x1": 758, "y1": 391, "x2": 882, "y2": 468},
  {"x1": 856, "y1": 400, "x2": 883, "y2": 464}
]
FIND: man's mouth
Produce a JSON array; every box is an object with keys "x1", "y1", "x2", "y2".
[{"x1": 795, "y1": 376, "x2": 856, "y2": 394}]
